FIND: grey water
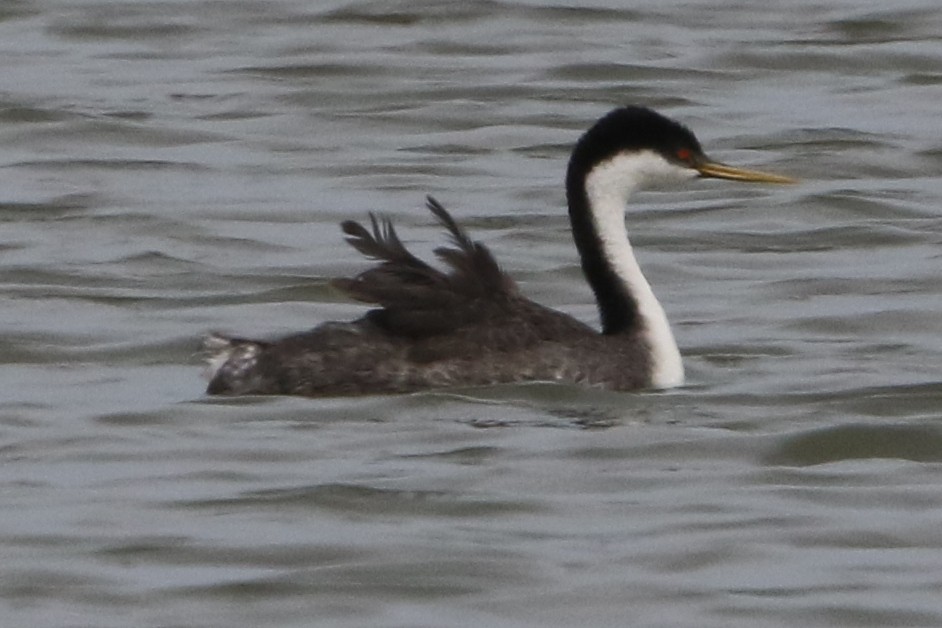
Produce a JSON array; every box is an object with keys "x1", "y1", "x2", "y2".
[{"x1": 2, "y1": 0, "x2": 942, "y2": 626}]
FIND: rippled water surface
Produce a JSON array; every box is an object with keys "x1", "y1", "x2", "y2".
[{"x1": 2, "y1": 1, "x2": 942, "y2": 626}]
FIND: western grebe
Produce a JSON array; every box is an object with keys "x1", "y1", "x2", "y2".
[{"x1": 203, "y1": 106, "x2": 793, "y2": 397}]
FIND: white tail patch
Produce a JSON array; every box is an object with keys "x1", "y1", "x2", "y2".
[{"x1": 201, "y1": 333, "x2": 261, "y2": 382}]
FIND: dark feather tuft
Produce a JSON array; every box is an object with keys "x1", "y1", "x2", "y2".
[{"x1": 332, "y1": 197, "x2": 519, "y2": 336}]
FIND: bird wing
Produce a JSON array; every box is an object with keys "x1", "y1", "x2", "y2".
[{"x1": 331, "y1": 196, "x2": 528, "y2": 338}]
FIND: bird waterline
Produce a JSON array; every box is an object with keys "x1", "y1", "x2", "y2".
[{"x1": 203, "y1": 107, "x2": 794, "y2": 397}]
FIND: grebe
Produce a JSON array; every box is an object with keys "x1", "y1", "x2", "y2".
[{"x1": 203, "y1": 106, "x2": 793, "y2": 397}]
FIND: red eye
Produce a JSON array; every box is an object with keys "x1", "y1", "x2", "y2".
[{"x1": 676, "y1": 148, "x2": 692, "y2": 162}]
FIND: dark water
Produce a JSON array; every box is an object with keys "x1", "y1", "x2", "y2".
[{"x1": 2, "y1": 1, "x2": 942, "y2": 626}]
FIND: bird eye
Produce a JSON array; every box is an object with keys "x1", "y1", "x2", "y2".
[{"x1": 676, "y1": 148, "x2": 692, "y2": 163}]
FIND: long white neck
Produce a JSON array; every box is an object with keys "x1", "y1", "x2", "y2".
[{"x1": 582, "y1": 152, "x2": 688, "y2": 389}]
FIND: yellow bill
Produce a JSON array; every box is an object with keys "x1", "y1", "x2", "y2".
[{"x1": 697, "y1": 160, "x2": 797, "y2": 184}]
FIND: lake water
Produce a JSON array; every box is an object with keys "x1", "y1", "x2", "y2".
[{"x1": 2, "y1": 1, "x2": 942, "y2": 626}]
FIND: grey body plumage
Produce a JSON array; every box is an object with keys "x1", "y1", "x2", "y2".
[
  {"x1": 203, "y1": 107, "x2": 792, "y2": 397},
  {"x1": 204, "y1": 197, "x2": 651, "y2": 396}
]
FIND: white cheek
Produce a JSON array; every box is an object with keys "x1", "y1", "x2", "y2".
[
  {"x1": 643, "y1": 158, "x2": 699, "y2": 188},
  {"x1": 587, "y1": 150, "x2": 696, "y2": 197},
  {"x1": 650, "y1": 164, "x2": 698, "y2": 188}
]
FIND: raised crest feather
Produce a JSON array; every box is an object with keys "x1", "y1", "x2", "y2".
[{"x1": 332, "y1": 196, "x2": 517, "y2": 320}]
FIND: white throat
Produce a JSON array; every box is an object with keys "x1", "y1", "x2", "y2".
[{"x1": 583, "y1": 151, "x2": 692, "y2": 389}]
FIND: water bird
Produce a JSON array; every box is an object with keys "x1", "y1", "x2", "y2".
[{"x1": 203, "y1": 106, "x2": 793, "y2": 397}]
